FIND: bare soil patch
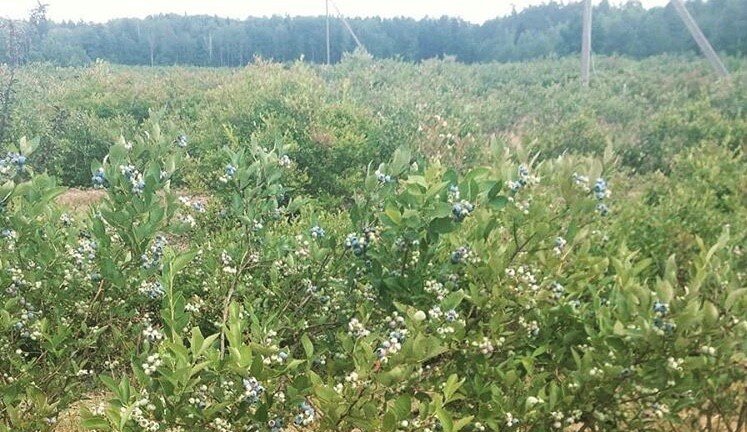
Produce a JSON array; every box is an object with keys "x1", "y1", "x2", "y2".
[{"x1": 56, "y1": 189, "x2": 106, "y2": 212}]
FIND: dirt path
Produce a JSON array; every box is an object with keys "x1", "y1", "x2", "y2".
[{"x1": 55, "y1": 189, "x2": 106, "y2": 212}]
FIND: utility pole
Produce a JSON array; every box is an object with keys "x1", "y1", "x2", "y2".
[
  {"x1": 580, "y1": 0, "x2": 592, "y2": 87},
  {"x1": 670, "y1": 0, "x2": 729, "y2": 78},
  {"x1": 326, "y1": 0, "x2": 331, "y2": 64},
  {"x1": 0, "y1": 20, "x2": 19, "y2": 144},
  {"x1": 329, "y1": 0, "x2": 366, "y2": 52}
]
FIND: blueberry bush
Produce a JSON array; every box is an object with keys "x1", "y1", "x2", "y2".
[{"x1": 0, "y1": 56, "x2": 745, "y2": 431}]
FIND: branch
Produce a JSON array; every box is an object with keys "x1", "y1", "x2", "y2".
[{"x1": 219, "y1": 250, "x2": 254, "y2": 357}]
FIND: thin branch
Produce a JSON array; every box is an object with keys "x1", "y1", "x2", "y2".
[{"x1": 219, "y1": 250, "x2": 254, "y2": 356}]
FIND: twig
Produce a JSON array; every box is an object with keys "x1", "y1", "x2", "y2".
[
  {"x1": 736, "y1": 401, "x2": 746, "y2": 432},
  {"x1": 82, "y1": 279, "x2": 106, "y2": 323},
  {"x1": 707, "y1": 396, "x2": 735, "y2": 432},
  {"x1": 219, "y1": 250, "x2": 253, "y2": 357},
  {"x1": 334, "y1": 386, "x2": 366, "y2": 428}
]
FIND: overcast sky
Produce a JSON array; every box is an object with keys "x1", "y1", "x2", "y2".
[{"x1": 2, "y1": 0, "x2": 673, "y2": 24}]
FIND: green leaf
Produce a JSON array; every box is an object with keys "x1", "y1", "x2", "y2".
[
  {"x1": 725, "y1": 288, "x2": 747, "y2": 311},
  {"x1": 406, "y1": 175, "x2": 428, "y2": 189},
  {"x1": 613, "y1": 321, "x2": 625, "y2": 336},
  {"x1": 391, "y1": 147, "x2": 412, "y2": 174},
  {"x1": 442, "y1": 290, "x2": 465, "y2": 311},
  {"x1": 487, "y1": 180, "x2": 503, "y2": 200},
  {"x1": 108, "y1": 143, "x2": 129, "y2": 164},
  {"x1": 171, "y1": 250, "x2": 197, "y2": 274},
  {"x1": 442, "y1": 169, "x2": 458, "y2": 186},
  {"x1": 301, "y1": 334, "x2": 314, "y2": 359},
  {"x1": 0, "y1": 181, "x2": 14, "y2": 201},
  {"x1": 468, "y1": 179, "x2": 479, "y2": 202},
  {"x1": 549, "y1": 381, "x2": 559, "y2": 408},
  {"x1": 435, "y1": 406, "x2": 454, "y2": 432},
  {"x1": 384, "y1": 203, "x2": 402, "y2": 226},
  {"x1": 190, "y1": 327, "x2": 205, "y2": 357},
  {"x1": 81, "y1": 417, "x2": 111, "y2": 430},
  {"x1": 382, "y1": 412, "x2": 397, "y2": 431},
  {"x1": 453, "y1": 415, "x2": 475, "y2": 432},
  {"x1": 628, "y1": 259, "x2": 651, "y2": 278},
  {"x1": 532, "y1": 345, "x2": 547, "y2": 357},
  {"x1": 657, "y1": 280, "x2": 674, "y2": 304},
  {"x1": 429, "y1": 217, "x2": 455, "y2": 234},
  {"x1": 488, "y1": 195, "x2": 508, "y2": 210},
  {"x1": 99, "y1": 375, "x2": 118, "y2": 394},
  {"x1": 432, "y1": 202, "x2": 453, "y2": 219},
  {"x1": 314, "y1": 385, "x2": 340, "y2": 403},
  {"x1": 702, "y1": 300, "x2": 719, "y2": 326},
  {"x1": 19, "y1": 136, "x2": 40, "y2": 155},
  {"x1": 443, "y1": 374, "x2": 464, "y2": 404},
  {"x1": 391, "y1": 395, "x2": 411, "y2": 420}
]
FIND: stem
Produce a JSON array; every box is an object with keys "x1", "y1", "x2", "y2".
[
  {"x1": 219, "y1": 250, "x2": 252, "y2": 357},
  {"x1": 334, "y1": 386, "x2": 366, "y2": 428},
  {"x1": 83, "y1": 279, "x2": 107, "y2": 324},
  {"x1": 736, "y1": 401, "x2": 746, "y2": 432},
  {"x1": 507, "y1": 231, "x2": 537, "y2": 265},
  {"x1": 707, "y1": 396, "x2": 735, "y2": 432}
]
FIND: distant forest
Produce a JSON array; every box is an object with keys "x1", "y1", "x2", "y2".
[{"x1": 1, "y1": 0, "x2": 745, "y2": 66}]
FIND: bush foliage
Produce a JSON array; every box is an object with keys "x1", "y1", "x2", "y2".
[{"x1": 0, "y1": 57, "x2": 745, "y2": 431}]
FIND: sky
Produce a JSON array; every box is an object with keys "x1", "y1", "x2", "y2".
[{"x1": 1, "y1": 0, "x2": 673, "y2": 24}]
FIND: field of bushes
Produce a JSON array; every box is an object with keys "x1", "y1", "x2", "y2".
[{"x1": 0, "y1": 54, "x2": 745, "y2": 431}]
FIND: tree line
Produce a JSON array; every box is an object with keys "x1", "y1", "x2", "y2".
[{"x1": 1, "y1": 0, "x2": 745, "y2": 66}]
